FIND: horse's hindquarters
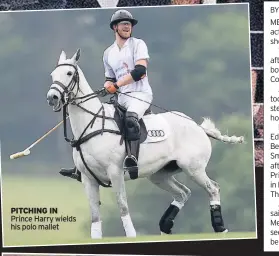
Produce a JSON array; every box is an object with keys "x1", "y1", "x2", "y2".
[{"x1": 158, "y1": 112, "x2": 212, "y2": 170}]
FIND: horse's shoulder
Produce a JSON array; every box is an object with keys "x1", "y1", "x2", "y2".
[{"x1": 103, "y1": 102, "x2": 115, "y2": 113}]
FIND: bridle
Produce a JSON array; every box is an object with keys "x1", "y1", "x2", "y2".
[
  {"x1": 50, "y1": 63, "x2": 80, "y2": 109},
  {"x1": 49, "y1": 63, "x2": 120, "y2": 188}
]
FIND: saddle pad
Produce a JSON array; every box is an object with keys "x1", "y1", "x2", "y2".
[
  {"x1": 142, "y1": 114, "x2": 170, "y2": 144},
  {"x1": 106, "y1": 104, "x2": 170, "y2": 144}
]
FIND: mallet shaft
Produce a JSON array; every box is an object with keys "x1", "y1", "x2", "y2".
[
  {"x1": 10, "y1": 117, "x2": 68, "y2": 160},
  {"x1": 27, "y1": 119, "x2": 65, "y2": 150}
]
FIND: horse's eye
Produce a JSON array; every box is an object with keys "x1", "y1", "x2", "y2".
[{"x1": 67, "y1": 71, "x2": 73, "y2": 76}]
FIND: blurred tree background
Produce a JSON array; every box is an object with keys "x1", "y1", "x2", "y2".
[{"x1": 0, "y1": 4, "x2": 256, "y2": 245}]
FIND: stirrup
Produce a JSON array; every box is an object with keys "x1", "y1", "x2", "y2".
[{"x1": 123, "y1": 155, "x2": 138, "y2": 180}]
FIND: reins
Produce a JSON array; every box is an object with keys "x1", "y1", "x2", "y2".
[
  {"x1": 52, "y1": 63, "x2": 199, "y2": 188},
  {"x1": 53, "y1": 64, "x2": 120, "y2": 188}
]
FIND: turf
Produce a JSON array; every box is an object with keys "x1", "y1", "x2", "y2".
[
  {"x1": 1, "y1": 175, "x2": 256, "y2": 246},
  {"x1": 4, "y1": 232, "x2": 257, "y2": 247}
]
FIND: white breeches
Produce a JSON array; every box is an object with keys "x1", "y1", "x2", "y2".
[{"x1": 118, "y1": 92, "x2": 153, "y2": 119}]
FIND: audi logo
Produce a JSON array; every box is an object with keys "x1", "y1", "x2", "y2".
[{"x1": 147, "y1": 130, "x2": 165, "y2": 137}]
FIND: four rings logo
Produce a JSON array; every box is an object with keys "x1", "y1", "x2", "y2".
[{"x1": 147, "y1": 130, "x2": 165, "y2": 137}]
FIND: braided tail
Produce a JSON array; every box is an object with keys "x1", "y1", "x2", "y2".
[{"x1": 200, "y1": 117, "x2": 244, "y2": 144}]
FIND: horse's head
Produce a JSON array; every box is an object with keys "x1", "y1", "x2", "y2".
[{"x1": 47, "y1": 49, "x2": 81, "y2": 112}]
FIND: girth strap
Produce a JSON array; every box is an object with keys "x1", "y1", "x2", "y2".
[{"x1": 78, "y1": 145, "x2": 112, "y2": 188}]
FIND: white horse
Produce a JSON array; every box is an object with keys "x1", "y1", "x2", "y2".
[{"x1": 46, "y1": 49, "x2": 244, "y2": 239}]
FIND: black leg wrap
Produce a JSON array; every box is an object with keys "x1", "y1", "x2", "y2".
[
  {"x1": 159, "y1": 204, "x2": 180, "y2": 234},
  {"x1": 210, "y1": 205, "x2": 227, "y2": 232}
]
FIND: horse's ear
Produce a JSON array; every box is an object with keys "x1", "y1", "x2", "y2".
[
  {"x1": 58, "y1": 50, "x2": 66, "y2": 64},
  {"x1": 76, "y1": 48, "x2": 81, "y2": 61},
  {"x1": 72, "y1": 48, "x2": 81, "y2": 63}
]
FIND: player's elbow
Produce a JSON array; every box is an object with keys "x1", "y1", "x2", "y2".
[{"x1": 130, "y1": 65, "x2": 147, "y2": 82}]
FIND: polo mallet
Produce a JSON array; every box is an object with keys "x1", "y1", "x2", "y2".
[{"x1": 10, "y1": 117, "x2": 68, "y2": 160}]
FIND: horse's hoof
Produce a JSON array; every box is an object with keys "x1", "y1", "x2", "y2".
[
  {"x1": 126, "y1": 232, "x2": 137, "y2": 238},
  {"x1": 214, "y1": 226, "x2": 228, "y2": 233},
  {"x1": 160, "y1": 231, "x2": 172, "y2": 235}
]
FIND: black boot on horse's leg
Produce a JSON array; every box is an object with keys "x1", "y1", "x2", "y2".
[
  {"x1": 59, "y1": 167, "x2": 82, "y2": 182},
  {"x1": 159, "y1": 204, "x2": 180, "y2": 234},
  {"x1": 210, "y1": 204, "x2": 228, "y2": 232},
  {"x1": 123, "y1": 111, "x2": 141, "y2": 180}
]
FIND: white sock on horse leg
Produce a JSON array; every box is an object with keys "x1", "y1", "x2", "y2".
[
  {"x1": 171, "y1": 200, "x2": 184, "y2": 210},
  {"x1": 121, "y1": 214, "x2": 136, "y2": 237},
  {"x1": 91, "y1": 221, "x2": 102, "y2": 239},
  {"x1": 210, "y1": 200, "x2": 221, "y2": 206}
]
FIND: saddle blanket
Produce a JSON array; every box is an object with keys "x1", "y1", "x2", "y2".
[
  {"x1": 106, "y1": 105, "x2": 170, "y2": 144},
  {"x1": 142, "y1": 114, "x2": 170, "y2": 144}
]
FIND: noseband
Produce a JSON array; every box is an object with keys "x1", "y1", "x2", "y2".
[{"x1": 50, "y1": 63, "x2": 80, "y2": 107}]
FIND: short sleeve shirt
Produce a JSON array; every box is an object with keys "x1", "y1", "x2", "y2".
[{"x1": 103, "y1": 37, "x2": 152, "y2": 95}]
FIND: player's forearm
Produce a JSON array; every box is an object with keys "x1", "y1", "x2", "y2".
[
  {"x1": 115, "y1": 73, "x2": 135, "y2": 87},
  {"x1": 116, "y1": 63, "x2": 147, "y2": 87}
]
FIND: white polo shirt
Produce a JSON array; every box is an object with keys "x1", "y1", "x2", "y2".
[{"x1": 103, "y1": 37, "x2": 153, "y2": 95}]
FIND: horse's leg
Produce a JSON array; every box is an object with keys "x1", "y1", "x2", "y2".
[
  {"x1": 181, "y1": 165, "x2": 228, "y2": 233},
  {"x1": 148, "y1": 169, "x2": 191, "y2": 235},
  {"x1": 81, "y1": 172, "x2": 102, "y2": 239},
  {"x1": 107, "y1": 164, "x2": 136, "y2": 237}
]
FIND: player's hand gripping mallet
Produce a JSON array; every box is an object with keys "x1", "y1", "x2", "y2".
[{"x1": 10, "y1": 118, "x2": 67, "y2": 160}]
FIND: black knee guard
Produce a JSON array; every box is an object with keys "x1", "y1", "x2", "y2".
[
  {"x1": 159, "y1": 204, "x2": 180, "y2": 234},
  {"x1": 210, "y1": 204, "x2": 226, "y2": 232},
  {"x1": 125, "y1": 111, "x2": 140, "y2": 141}
]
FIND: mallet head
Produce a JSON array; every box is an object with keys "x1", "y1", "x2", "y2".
[{"x1": 10, "y1": 149, "x2": 30, "y2": 160}]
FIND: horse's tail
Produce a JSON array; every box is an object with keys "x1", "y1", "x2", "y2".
[{"x1": 200, "y1": 117, "x2": 244, "y2": 144}]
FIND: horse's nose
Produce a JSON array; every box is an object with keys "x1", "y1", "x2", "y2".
[{"x1": 47, "y1": 92, "x2": 58, "y2": 106}]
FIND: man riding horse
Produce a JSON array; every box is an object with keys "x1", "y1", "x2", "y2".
[{"x1": 60, "y1": 9, "x2": 153, "y2": 181}]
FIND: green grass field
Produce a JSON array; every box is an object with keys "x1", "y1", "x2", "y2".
[
  {"x1": 70, "y1": 232, "x2": 256, "y2": 243},
  {"x1": 2, "y1": 175, "x2": 256, "y2": 246},
  {"x1": 4, "y1": 232, "x2": 256, "y2": 246}
]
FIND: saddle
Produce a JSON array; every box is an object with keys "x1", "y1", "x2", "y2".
[
  {"x1": 106, "y1": 96, "x2": 150, "y2": 179},
  {"x1": 112, "y1": 100, "x2": 152, "y2": 145},
  {"x1": 105, "y1": 96, "x2": 171, "y2": 179}
]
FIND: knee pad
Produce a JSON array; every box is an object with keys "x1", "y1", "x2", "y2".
[{"x1": 125, "y1": 112, "x2": 140, "y2": 140}]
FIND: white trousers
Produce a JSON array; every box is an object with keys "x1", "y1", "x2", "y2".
[{"x1": 118, "y1": 92, "x2": 153, "y2": 120}]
